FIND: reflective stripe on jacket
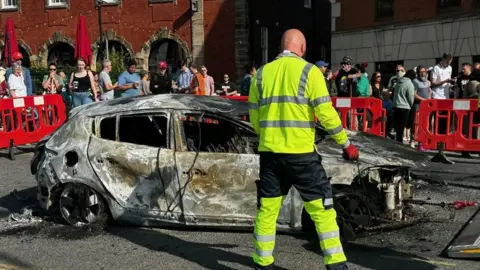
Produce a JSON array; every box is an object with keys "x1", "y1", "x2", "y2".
[{"x1": 248, "y1": 52, "x2": 349, "y2": 154}]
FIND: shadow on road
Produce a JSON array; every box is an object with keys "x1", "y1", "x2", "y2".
[
  {"x1": 0, "y1": 251, "x2": 33, "y2": 268},
  {"x1": 0, "y1": 145, "x2": 34, "y2": 160},
  {"x1": 302, "y1": 239, "x2": 438, "y2": 270},
  {"x1": 108, "y1": 227, "x2": 286, "y2": 270},
  {"x1": 0, "y1": 187, "x2": 37, "y2": 219}
]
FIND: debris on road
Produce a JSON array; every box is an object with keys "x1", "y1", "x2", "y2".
[{"x1": 9, "y1": 207, "x2": 42, "y2": 224}]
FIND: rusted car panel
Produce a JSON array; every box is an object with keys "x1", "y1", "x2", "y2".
[{"x1": 31, "y1": 94, "x2": 430, "y2": 230}]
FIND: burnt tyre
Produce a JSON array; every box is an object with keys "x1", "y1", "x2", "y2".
[{"x1": 59, "y1": 183, "x2": 108, "y2": 226}]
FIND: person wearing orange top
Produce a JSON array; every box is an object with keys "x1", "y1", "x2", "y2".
[{"x1": 189, "y1": 64, "x2": 205, "y2": 95}]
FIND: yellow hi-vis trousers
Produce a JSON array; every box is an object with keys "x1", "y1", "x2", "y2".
[{"x1": 252, "y1": 197, "x2": 347, "y2": 268}]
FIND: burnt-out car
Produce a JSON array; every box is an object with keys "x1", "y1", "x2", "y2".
[{"x1": 31, "y1": 94, "x2": 430, "y2": 236}]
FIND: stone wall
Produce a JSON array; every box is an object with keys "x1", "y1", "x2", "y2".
[{"x1": 331, "y1": 16, "x2": 480, "y2": 75}]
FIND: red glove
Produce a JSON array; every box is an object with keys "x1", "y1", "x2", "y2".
[{"x1": 343, "y1": 144, "x2": 359, "y2": 161}]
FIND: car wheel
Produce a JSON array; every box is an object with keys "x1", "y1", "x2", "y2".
[{"x1": 59, "y1": 183, "x2": 108, "y2": 226}]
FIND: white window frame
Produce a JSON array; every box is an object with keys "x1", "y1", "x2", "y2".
[
  {"x1": 2, "y1": 0, "x2": 18, "y2": 9},
  {"x1": 47, "y1": 0, "x2": 66, "y2": 7},
  {"x1": 101, "y1": 0, "x2": 119, "y2": 4},
  {"x1": 304, "y1": 0, "x2": 312, "y2": 8}
]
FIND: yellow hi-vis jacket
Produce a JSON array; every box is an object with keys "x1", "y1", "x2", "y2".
[{"x1": 248, "y1": 51, "x2": 350, "y2": 154}]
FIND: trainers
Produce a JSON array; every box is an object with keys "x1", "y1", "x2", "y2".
[
  {"x1": 410, "y1": 141, "x2": 415, "y2": 148},
  {"x1": 417, "y1": 144, "x2": 426, "y2": 152}
]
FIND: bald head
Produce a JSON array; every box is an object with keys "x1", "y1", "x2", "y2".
[{"x1": 281, "y1": 29, "x2": 306, "y2": 57}]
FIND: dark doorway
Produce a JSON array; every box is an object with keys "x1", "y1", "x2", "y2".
[
  {"x1": 18, "y1": 46, "x2": 31, "y2": 68},
  {"x1": 47, "y1": 42, "x2": 75, "y2": 68},
  {"x1": 148, "y1": 39, "x2": 186, "y2": 74},
  {"x1": 96, "y1": 40, "x2": 131, "y2": 64}
]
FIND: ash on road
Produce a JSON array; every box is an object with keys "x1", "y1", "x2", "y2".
[{"x1": 0, "y1": 149, "x2": 479, "y2": 270}]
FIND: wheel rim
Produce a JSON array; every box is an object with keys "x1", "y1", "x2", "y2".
[{"x1": 59, "y1": 184, "x2": 105, "y2": 226}]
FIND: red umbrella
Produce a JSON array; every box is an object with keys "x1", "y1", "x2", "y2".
[
  {"x1": 74, "y1": 15, "x2": 92, "y2": 65},
  {"x1": 3, "y1": 17, "x2": 19, "y2": 67}
]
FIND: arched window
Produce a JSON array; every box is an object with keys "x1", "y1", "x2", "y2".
[{"x1": 148, "y1": 39, "x2": 186, "y2": 74}]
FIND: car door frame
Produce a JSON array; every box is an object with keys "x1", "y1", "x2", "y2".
[
  {"x1": 87, "y1": 109, "x2": 182, "y2": 222},
  {"x1": 170, "y1": 109, "x2": 263, "y2": 228}
]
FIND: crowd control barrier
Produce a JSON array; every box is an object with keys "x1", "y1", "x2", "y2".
[
  {"x1": 330, "y1": 97, "x2": 386, "y2": 137},
  {"x1": 221, "y1": 96, "x2": 386, "y2": 137},
  {"x1": 414, "y1": 99, "x2": 479, "y2": 164},
  {"x1": 0, "y1": 94, "x2": 67, "y2": 160}
]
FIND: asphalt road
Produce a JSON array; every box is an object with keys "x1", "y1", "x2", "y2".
[{"x1": 0, "y1": 148, "x2": 479, "y2": 270}]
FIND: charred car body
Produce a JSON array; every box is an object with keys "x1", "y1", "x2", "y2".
[{"x1": 30, "y1": 94, "x2": 430, "y2": 237}]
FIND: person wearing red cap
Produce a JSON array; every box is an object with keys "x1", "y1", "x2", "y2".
[
  {"x1": 150, "y1": 61, "x2": 174, "y2": 95},
  {"x1": 5, "y1": 52, "x2": 33, "y2": 96}
]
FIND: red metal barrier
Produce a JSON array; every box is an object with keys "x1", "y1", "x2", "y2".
[
  {"x1": 414, "y1": 99, "x2": 479, "y2": 163},
  {"x1": 331, "y1": 97, "x2": 386, "y2": 136},
  {"x1": 0, "y1": 94, "x2": 67, "y2": 160},
  {"x1": 221, "y1": 96, "x2": 386, "y2": 136}
]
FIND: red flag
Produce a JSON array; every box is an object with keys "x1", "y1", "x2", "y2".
[
  {"x1": 74, "y1": 15, "x2": 92, "y2": 65},
  {"x1": 3, "y1": 17, "x2": 19, "y2": 66}
]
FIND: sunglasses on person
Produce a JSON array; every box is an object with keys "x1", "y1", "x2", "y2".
[
  {"x1": 396, "y1": 69, "x2": 405, "y2": 72},
  {"x1": 376, "y1": 75, "x2": 381, "y2": 78},
  {"x1": 50, "y1": 68, "x2": 56, "y2": 71}
]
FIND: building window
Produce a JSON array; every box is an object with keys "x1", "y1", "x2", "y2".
[
  {"x1": 101, "y1": 0, "x2": 119, "y2": 3},
  {"x1": 438, "y1": 0, "x2": 461, "y2": 9},
  {"x1": 304, "y1": 0, "x2": 311, "y2": 8},
  {"x1": 47, "y1": 0, "x2": 67, "y2": 8},
  {"x1": 48, "y1": 0, "x2": 66, "y2": 5},
  {"x1": 261, "y1": 27, "x2": 268, "y2": 65},
  {"x1": 375, "y1": 0, "x2": 394, "y2": 20},
  {"x1": 2, "y1": 0, "x2": 18, "y2": 9}
]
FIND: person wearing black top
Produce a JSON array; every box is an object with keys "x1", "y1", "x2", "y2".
[
  {"x1": 150, "y1": 61, "x2": 173, "y2": 95},
  {"x1": 215, "y1": 74, "x2": 238, "y2": 96},
  {"x1": 335, "y1": 56, "x2": 360, "y2": 97},
  {"x1": 370, "y1": 71, "x2": 385, "y2": 99},
  {"x1": 456, "y1": 63, "x2": 472, "y2": 99}
]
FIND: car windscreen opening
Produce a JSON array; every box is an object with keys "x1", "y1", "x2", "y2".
[{"x1": 182, "y1": 114, "x2": 257, "y2": 154}]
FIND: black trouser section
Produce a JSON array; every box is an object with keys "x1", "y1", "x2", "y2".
[
  {"x1": 385, "y1": 109, "x2": 394, "y2": 138},
  {"x1": 393, "y1": 108, "x2": 410, "y2": 143},
  {"x1": 4, "y1": 109, "x2": 18, "y2": 131},
  {"x1": 356, "y1": 109, "x2": 372, "y2": 130},
  {"x1": 435, "y1": 111, "x2": 448, "y2": 135},
  {"x1": 258, "y1": 152, "x2": 331, "y2": 204}
]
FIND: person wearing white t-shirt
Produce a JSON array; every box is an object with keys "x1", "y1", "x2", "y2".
[
  {"x1": 7, "y1": 63, "x2": 27, "y2": 98},
  {"x1": 430, "y1": 53, "x2": 456, "y2": 134},
  {"x1": 430, "y1": 53, "x2": 455, "y2": 99}
]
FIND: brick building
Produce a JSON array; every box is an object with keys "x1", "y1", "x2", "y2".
[
  {"x1": 0, "y1": 0, "x2": 330, "y2": 82},
  {"x1": 330, "y1": 0, "x2": 480, "y2": 82}
]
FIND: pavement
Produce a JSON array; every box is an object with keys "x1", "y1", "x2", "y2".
[{"x1": 0, "y1": 147, "x2": 479, "y2": 270}]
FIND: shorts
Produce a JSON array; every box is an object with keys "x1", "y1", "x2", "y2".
[{"x1": 258, "y1": 151, "x2": 332, "y2": 207}]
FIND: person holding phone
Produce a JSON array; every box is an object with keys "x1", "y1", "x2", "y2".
[{"x1": 430, "y1": 53, "x2": 455, "y2": 134}]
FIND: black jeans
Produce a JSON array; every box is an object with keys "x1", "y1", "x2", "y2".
[{"x1": 393, "y1": 108, "x2": 410, "y2": 143}]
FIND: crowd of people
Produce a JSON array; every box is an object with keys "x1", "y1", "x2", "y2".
[
  {"x1": 2, "y1": 50, "x2": 480, "y2": 155},
  {"x1": 315, "y1": 53, "x2": 480, "y2": 153},
  {"x1": 0, "y1": 51, "x2": 259, "y2": 111}
]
